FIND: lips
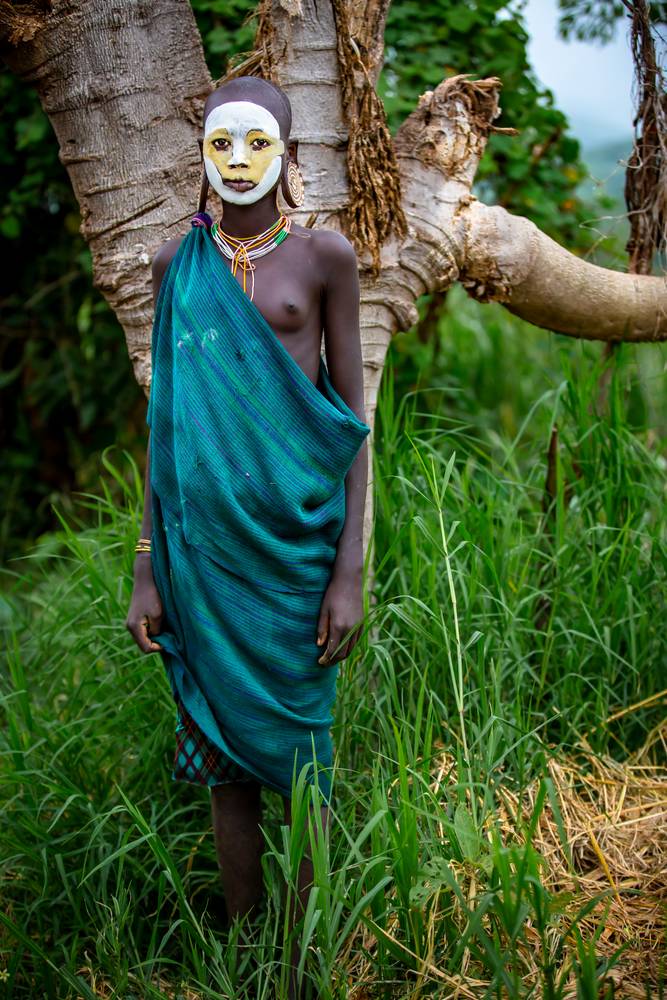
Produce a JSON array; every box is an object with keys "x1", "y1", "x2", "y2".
[{"x1": 223, "y1": 179, "x2": 257, "y2": 192}]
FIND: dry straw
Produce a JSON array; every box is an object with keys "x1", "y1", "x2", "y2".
[{"x1": 340, "y1": 720, "x2": 666, "y2": 998}]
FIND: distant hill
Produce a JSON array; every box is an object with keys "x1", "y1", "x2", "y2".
[
  {"x1": 576, "y1": 137, "x2": 632, "y2": 254},
  {"x1": 579, "y1": 137, "x2": 632, "y2": 209}
]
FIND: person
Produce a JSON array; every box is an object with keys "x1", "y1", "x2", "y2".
[{"x1": 125, "y1": 74, "x2": 371, "y2": 995}]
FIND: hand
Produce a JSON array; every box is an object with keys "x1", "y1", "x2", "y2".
[
  {"x1": 316, "y1": 571, "x2": 365, "y2": 666},
  {"x1": 126, "y1": 562, "x2": 164, "y2": 653}
]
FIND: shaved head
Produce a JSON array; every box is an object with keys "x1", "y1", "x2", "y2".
[{"x1": 203, "y1": 76, "x2": 292, "y2": 142}]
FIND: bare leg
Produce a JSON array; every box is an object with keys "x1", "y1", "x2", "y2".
[
  {"x1": 282, "y1": 795, "x2": 330, "y2": 1000},
  {"x1": 210, "y1": 780, "x2": 266, "y2": 924}
]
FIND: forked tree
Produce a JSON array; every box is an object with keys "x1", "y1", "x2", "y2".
[{"x1": 2, "y1": 0, "x2": 665, "y2": 553}]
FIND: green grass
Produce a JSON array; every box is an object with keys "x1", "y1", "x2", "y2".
[{"x1": 1, "y1": 292, "x2": 665, "y2": 998}]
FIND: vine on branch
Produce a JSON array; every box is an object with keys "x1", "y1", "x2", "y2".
[
  {"x1": 330, "y1": 0, "x2": 407, "y2": 274},
  {"x1": 623, "y1": 0, "x2": 667, "y2": 274}
]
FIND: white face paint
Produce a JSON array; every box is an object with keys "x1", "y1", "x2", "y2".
[{"x1": 203, "y1": 100, "x2": 285, "y2": 206}]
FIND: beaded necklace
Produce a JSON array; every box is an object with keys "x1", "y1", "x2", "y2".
[{"x1": 211, "y1": 214, "x2": 292, "y2": 301}]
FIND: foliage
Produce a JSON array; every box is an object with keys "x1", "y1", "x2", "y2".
[
  {"x1": 0, "y1": 75, "x2": 146, "y2": 563},
  {"x1": 193, "y1": 0, "x2": 259, "y2": 80},
  {"x1": 557, "y1": 0, "x2": 667, "y2": 43},
  {"x1": 379, "y1": 0, "x2": 614, "y2": 250},
  {"x1": 1, "y1": 321, "x2": 665, "y2": 996},
  {"x1": 374, "y1": 287, "x2": 666, "y2": 756}
]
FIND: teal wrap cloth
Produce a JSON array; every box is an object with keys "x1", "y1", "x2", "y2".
[{"x1": 147, "y1": 225, "x2": 371, "y2": 803}]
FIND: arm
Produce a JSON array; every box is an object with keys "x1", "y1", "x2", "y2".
[
  {"x1": 316, "y1": 231, "x2": 369, "y2": 666},
  {"x1": 126, "y1": 429, "x2": 163, "y2": 652},
  {"x1": 125, "y1": 236, "x2": 182, "y2": 653}
]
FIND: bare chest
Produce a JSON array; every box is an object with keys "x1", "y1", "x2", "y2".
[{"x1": 210, "y1": 232, "x2": 324, "y2": 384}]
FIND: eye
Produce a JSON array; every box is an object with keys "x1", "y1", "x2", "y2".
[
  {"x1": 251, "y1": 138, "x2": 271, "y2": 150},
  {"x1": 212, "y1": 137, "x2": 230, "y2": 151}
]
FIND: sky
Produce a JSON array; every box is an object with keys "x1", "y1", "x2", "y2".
[{"x1": 523, "y1": 0, "x2": 635, "y2": 151}]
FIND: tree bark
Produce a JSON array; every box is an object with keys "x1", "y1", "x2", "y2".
[{"x1": 3, "y1": 0, "x2": 666, "y2": 558}]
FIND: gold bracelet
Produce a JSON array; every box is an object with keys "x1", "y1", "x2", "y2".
[{"x1": 135, "y1": 536, "x2": 152, "y2": 553}]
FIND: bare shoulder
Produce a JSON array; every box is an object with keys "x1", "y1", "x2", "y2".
[
  {"x1": 152, "y1": 235, "x2": 184, "y2": 280},
  {"x1": 288, "y1": 223, "x2": 357, "y2": 273},
  {"x1": 309, "y1": 227, "x2": 358, "y2": 272},
  {"x1": 151, "y1": 234, "x2": 186, "y2": 301}
]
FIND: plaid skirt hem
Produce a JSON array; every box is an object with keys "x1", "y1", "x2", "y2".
[{"x1": 172, "y1": 695, "x2": 257, "y2": 787}]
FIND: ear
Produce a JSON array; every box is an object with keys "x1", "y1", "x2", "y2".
[
  {"x1": 287, "y1": 139, "x2": 299, "y2": 164},
  {"x1": 197, "y1": 163, "x2": 209, "y2": 215}
]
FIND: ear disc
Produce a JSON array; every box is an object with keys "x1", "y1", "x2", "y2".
[{"x1": 282, "y1": 160, "x2": 304, "y2": 208}]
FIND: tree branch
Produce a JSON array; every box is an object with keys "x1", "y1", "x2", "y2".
[
  {"x1": 393, "y1": 72, "x2": 667, "y2": 343},
  {"x1": 463, "y1": 201, "x2": 667, "y2": 342}
]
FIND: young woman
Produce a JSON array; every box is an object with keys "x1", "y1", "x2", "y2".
[{"x1": 125, "y1": 74, "x2": 370, "y2": 996}]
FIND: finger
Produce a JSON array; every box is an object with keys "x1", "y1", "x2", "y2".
[
  {"x1": 331, "y1": 631, "x2": 349, "y2": 663},
  {"x1": 129, "y1": 620, "x2": 151, "y2": 654},
  {"x1": 336, "y1": 635, "x2": 354, "y2": 663},
  {"x1": 351, "y1": 623, "x2": 364, "y2": 650},
  {"x1": 318, "y1": 630, "x2": 341, "y2": 666},
  {"x1": 148, "y1": 613, "x2": 163, "y2": 638},
  {"x1": 140, "y1": 617, "x2": 163, "y2": 654},
  {"x1": 316, "y1": 609, "x2": 330, "y2": 647},
  {"x1": 339, "y1": 636, "x2": 353, "y2": 661},
  {"x1": 144, "y1": 619, "x2": 163, "y2": 653},
  {"x1": 339, "y1": 621, "x2": 357, "y2": 657},
  {"x1": 340, "y1": 621, "x2": 364, "y2": 663}
]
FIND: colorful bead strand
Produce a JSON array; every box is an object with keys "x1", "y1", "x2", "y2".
[{"x1": 211, "y1": 215, "x2": 292, "y2": 300}]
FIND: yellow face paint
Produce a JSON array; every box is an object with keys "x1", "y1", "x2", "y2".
[
  {"x1": 204, "y1": 129, "x2": 285, "y2": 186},
  {"x1": 203, "y1": 101, "x2": 286, "y2": 205}
]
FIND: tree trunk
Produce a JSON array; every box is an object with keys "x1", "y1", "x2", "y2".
[{"x1": 2, "y1": 0, "x2": 212, "y2": 389}]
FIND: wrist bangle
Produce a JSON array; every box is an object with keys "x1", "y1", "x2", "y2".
[{"x1": 135, "y1": 536, "x2": 152, "y2": 553}]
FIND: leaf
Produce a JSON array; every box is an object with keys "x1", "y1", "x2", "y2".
[
  {"x1": 448, "y1": 7, "x2": 477, "y2": 32},
  {"x1": 0, "y1": 215, "x2": 20, "y2": 239},
  {"x1": 454, "y1": 803, "x2": 481, "y2": 862},
  {"x1": 408, "y1": 857, "x2": 452, "y2": 907}
]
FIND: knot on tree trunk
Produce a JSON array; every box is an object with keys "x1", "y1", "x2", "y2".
[
  {"x1": 458, "y1": 202, "x2": 533, "y2": 304},
  {"x1": 0, "y1": 0, "x2": 51, "y2": 46},
  {"x1": 395, "y1": 74, "x2": 515, "y2": 186}
]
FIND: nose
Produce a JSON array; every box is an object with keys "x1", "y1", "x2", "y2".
[{"x1": 228, "y1": 138, "x2": 249, "y2": 168}]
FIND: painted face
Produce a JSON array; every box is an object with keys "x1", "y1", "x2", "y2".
[{"x1": 203, "y1": 100, "x2": 285, "y2": 205}]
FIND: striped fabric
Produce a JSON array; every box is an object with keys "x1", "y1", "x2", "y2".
[{"x1": 147, "y1": 224, "x2": 371, "y2": 804}]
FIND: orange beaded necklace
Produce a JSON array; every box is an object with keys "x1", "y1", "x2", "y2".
[{"x1": 211, "y1": 215, "x2": 292, "y2": 300}]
